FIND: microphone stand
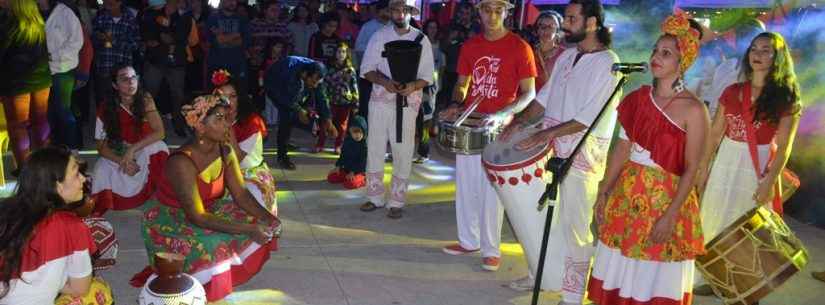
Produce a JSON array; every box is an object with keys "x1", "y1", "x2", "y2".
[{"x1": 530, "y1": 74, "x2": 628, "y2": 305}]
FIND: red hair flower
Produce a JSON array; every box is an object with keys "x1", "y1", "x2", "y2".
[{"x1": 211, "y1": 69, "x2": 232, "y2": 87}]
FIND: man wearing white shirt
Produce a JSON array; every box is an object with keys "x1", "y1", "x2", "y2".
[
  {"x1": 499, "y1": 1, "x2": 619, "y2": 303},
  {"x1": 358, "y1": 0, "x2": 434, "y2": 220}
]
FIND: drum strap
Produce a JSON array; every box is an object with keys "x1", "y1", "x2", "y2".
[{"x1": 740, "y1": 85, "x2": 783, "y2": 214}]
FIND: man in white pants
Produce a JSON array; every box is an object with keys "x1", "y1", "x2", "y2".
[
  {"x1": 358, "y1": 0, "x2": 434, "y2": 219},
  {"x1": 499, "y1": 1, "x2": 619, "y2": 304},
  {"x1": 440, "y1": 0, "x2": 537, "y2": 272}
]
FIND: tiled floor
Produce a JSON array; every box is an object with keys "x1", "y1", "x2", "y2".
[{"x1": 7, "y1": 124, "x2": 824, "y2": 305}]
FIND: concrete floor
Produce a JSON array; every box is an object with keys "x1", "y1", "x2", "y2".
[{"x1": 6, "y1": 124, "x2": 825, "y2": 305}]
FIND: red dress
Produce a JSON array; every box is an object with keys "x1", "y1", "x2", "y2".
[
  {"x1": 588, "y1": 86, "x2": 704, "y2": 305},
  {"x1": 90, "y1": 104, "x2": 169, "y2": 211}
]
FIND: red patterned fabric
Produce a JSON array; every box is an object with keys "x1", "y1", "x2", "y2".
[
  {"x1": 589, "y1": 277, "x2": 693, "y2": 305},
  {"x1": 720, "y1": 82, "x2": 779, "y2": 145},
  {"x1": 617, "y1": 86, "x2": 687, "y2": 176},
  {"x1": 154, "y1": 151, "x2": 226, "y2": 209},
  {"x1": 14, "y1": 212, "x2": 96, "y2": 276},
  {"x1": 232, "y1": 114, "x2": 268, "y2": 142}
]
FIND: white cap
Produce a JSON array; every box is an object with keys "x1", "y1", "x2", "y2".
[
  {"x1": 475, "y1": 0, "x2": 515, "y2": 9},
  {"x1": 388, "y1": 0, "x2": 420, "y2": 14}
]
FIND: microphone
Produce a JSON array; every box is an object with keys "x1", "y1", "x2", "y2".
[{"x1": 612, "y1": 62, "x2": 648, "y2": 74}]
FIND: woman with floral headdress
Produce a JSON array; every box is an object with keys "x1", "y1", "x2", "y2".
[
  {"x1": 212, "y1": 69, "x2": 278, "y2": 217},
  {"x1": 588, "y1": 13, "x2": 709, "y2": 305},
  {"x1": 90, "y1": 64, "x2": 169, "y2": 212},
  {"x1": 130, "y1": 94, "x2": 281, "y2": 302}
]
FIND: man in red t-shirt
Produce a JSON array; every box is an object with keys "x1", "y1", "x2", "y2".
[{"x1": 439, "y1": 0, "x2": 537, "y2": 272}]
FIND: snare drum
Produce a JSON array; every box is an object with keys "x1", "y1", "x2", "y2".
[
  {"x1": 437, "y1": 112, "x2": 501, "y2": 155},
  {"x1": 482, "y1": 127, "x2": 556, "y2": 289},
  {"x1": 696, "y1": 206, "x2": 808, "y2": 305}
]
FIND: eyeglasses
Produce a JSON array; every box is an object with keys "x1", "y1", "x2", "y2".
[{"x1": 117, "y1": 74, "x2": 140, "y2": 83}]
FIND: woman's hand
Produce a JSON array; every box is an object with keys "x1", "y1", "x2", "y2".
[
  {"x1": 247, "y1": 224, "x2": 273, "y2": 245},
  {"x1": 594, "y1": 192, "x2": 609, "y2": 227},
  {"x1": 649, "y1": 210, "x2": 678, "y2": 244},
  {"x1": 754, "y1": 177, "x2": 775, "y2": 205}
]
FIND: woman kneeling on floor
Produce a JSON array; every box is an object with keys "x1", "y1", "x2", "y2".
[
  {"x1": 130, "y1": 95, "x2": 281, "y2": 302},
  {"x1": 0, "y1": 146, "x2": 113, "y2": 305}
]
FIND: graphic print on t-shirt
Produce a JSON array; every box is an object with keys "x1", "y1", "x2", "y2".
[{"x1": 470, "y1": 56, "x2": 502, "y2": 101}]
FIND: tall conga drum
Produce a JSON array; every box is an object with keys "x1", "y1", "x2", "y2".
[
  {"x1": 696, "y1": 206, "x2": 808, "y2": 305},
  {"x1": 481, "y1": 127, "x2": 554, "y2": 289},
  {"x1": 382, "y1": 39, "x2": 423, "y2": 142}
]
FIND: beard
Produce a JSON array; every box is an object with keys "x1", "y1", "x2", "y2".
[
  {"x1": 564, "y1": 29, "x2": 586, "y2": 43},
  {"x1": 393, "y1": 18, "x2": 409, "y2": 29}
]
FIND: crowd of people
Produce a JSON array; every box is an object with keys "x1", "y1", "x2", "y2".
[{"x1": 0, "y1": 0, "x2": 816, "y2": 304}]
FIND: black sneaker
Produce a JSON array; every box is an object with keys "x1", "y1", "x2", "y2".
[{"x1": 278, "y1": 158, "x2": 296, "y2": 170}]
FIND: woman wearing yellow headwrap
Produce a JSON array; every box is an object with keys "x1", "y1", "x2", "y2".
[
  {"x1": 130, "y1": 95, "x2": 281, "y2": 302},
  {"x1": 588, "y1": 12, "x2": 709, "y2": 305}
]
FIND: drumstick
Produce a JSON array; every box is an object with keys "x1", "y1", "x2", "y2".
[{"x1": 453, "y1": 95, "x2": 483, "y2": 127}]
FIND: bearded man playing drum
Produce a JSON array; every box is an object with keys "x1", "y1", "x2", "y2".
[
  {"x1": 497, "y1": 0, "x2": 619, "y2": 303},
  {"x1": 358, "y1": 0, "x2": 434, "y2": 219},
  {"x1": 439, "y1": 0, "x2": 537, "y2": 272}
]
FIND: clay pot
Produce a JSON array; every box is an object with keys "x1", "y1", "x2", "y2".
[
  {"x1": 139, "y1": 252, "x2": 206, "y2": 305},
  {"x1": 149, "y1": 253, "x2": 194, "y2": 294}
]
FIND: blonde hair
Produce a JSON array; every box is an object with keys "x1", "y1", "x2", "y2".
[{"x1": 6, "y1": 0, "x2": 46, "y2": 46}]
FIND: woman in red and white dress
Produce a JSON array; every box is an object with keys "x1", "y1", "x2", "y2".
[
  {"x1": 694, "y1": 32, "x2": 801, "y2": 296},
  {"x1": 590, "y1": 13, "x2": 709, "y2": 305},
  {"x1": 90, "y1": 64, "x2": 169, "y2": 212},
  {"x1": 214, "y1": 70, "x2": 278, "y2": 218},
  {"x1": 0, "y1": 146, "x2": 112, "y2": 305}
]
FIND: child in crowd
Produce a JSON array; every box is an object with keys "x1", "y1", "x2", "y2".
[
  {"x1": 319, "y1": 41, "x2": 359, "y2": 153},
  {"x1": 327, "y1": 115, "x2": 367, "y2": 189}
]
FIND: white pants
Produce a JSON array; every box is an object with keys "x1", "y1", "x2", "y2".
[
  {"x1": 455, "y1": 154, "x2": 504, "y2": 258},
  {"x1": 366, "y1": 101, "x2": 418, "y2": 208},
  {"x1": 544, "y1": 170, "x2": 599, "y2": 303}
]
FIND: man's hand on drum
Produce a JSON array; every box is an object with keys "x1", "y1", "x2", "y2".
[
  {"x1": 438, "y1": 103, "x2": 462, "y2": 121},
  {"x1": 498, "y1": 121, "x2": 524, "y2": 142},
  {"x1": 649, "y1": 209, "x2": 678, "y2": 244},
  {"x1": 515, "y1": 128, "x2": 554, "y2": 151},
  {"x1": 396, "y1": 82, "x2": 419, "y2": 97},
  {"x1": 380, "y1": 78, "x2": 402, "y2": 94},
  {"x1": 482, "y1": 110, "x2": 509, "y2": 128}
]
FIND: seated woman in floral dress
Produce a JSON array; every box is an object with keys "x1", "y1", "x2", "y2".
[
  {"x1": 213, "y1": 70, "x2": 278, "y2": 218},
  {"x1": 91, "y1": 64, "x2": 168, "y2": 212},
  {"x1": 130, "y1": 95, "x2": 281, "y2": 302}
]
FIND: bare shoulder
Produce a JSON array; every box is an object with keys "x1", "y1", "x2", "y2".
[{"x1": 673, "y1": 91, "x2": 708, "y2": 118}]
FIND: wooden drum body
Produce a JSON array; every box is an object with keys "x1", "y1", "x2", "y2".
[
  {"x1": 481, "y1": 127, "x2": 555, "y2": 289},
  {"x1": 696, "y1": 207, "x2": 808, "y2": 305}
]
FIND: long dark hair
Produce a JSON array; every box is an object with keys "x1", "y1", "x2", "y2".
[
  {"x1": 569, "y1": 0, "x2": 611, "y2": 48},
  {"x1": 0, "y1": 146, "x2": 73, "y2": 297},
  {"x1": 215, "y1": 74, "x2": 254, "y2": 124},
  {"x1": 740, "y1": 32, "x2": 801, "y2": 125},
  {"x1": 104, "y1": 64, "x2": 148, "y2": 149}
]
